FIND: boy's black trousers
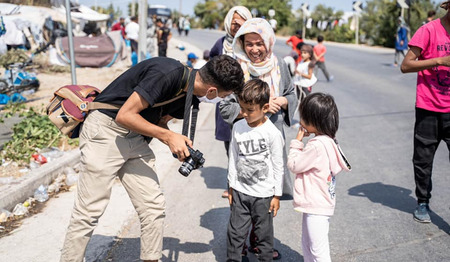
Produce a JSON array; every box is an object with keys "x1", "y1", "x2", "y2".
[
  {"x1": 413, "y1": 108, "x2": 450, "y2": 204},
  {"x1": 227, "y1": 189, "x2": 274, "y2": 262}
]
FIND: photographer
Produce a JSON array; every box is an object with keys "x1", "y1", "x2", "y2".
[{"x1": 60, "y1": 55, "x2": 244, "y2": 262}]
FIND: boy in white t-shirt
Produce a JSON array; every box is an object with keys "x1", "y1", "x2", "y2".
[{"x1": 227, "y1": 79, "x2": 284, "y2": 262}]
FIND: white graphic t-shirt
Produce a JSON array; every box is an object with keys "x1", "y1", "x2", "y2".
[{"x1": 228, "y1": 118, "x2": 284, "y2": 197}]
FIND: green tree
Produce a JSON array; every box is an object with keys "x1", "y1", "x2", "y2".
[
  {"x1": 241, "y1": 0, "x2": 292, "y2": 27},
  {"x1": 361, "y1": 0, "x2": 439, "y2": 47},
  {"x1": 194, "y1": 0, "x2": 240, "y2": 29},
  {"x1": 94, "y1": 3, "x2": 122, "y2": 21},
  {"x1": 194, "y1": 0, "x2": 292, "y2": 29},
  {"x1": 305, "y1": 4, "x2": 345, "y2": 41}
]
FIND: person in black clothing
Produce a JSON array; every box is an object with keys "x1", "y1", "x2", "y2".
[
  {"x1": 156, "y1": 19, "x2": 172, "y2": 57},
  {"x1": 60, "y1": 55, "x2": 244, "y2": 262}
]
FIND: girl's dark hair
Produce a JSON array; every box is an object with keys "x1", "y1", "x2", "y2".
[
  {"x1": 299, "y1": 92, "x2": 339, "y2": 138},
  {"x1": 238, "y1": 78, "x2": 270, "y2": 107},
  {"x1": 300, "y1": 44, "x2": 316, "y2": 69}
]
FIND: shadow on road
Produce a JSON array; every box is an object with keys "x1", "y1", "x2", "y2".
[
  {"x1": 200, "y1": 207, "x2": 303, "y2": 261},
  {"x1": 348, "y1": 182, "x2": 450, "y2": 234},
  {"x1": 162, "y1": 237, "x2": 211, "y2": 262},
  {"x1": 199, "y1": 166, "x2": 228, "y2": 190},
  {"x1": 103, "y1": 236, "x2": 211, "y2": 262}
]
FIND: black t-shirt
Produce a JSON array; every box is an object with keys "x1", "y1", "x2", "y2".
[
  {"x1": 95, "y1": 57, "x2": 195, "y2": 125},
  {"x1": 158, "y1": 26, "x2": 170, "y2": 46}
]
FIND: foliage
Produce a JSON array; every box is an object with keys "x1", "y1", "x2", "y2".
[
  {"x1": 127, "y1": 2, "x2": 139, "y2": 17},
  {"x1": 194, "y1": 0, "x2": 241, "y2": 29},
  {"x1": 194, "y1": 0, "x2": 292, "y2": 29},
  {"x1": 3, "y1": 0, "x2": 52, "y2": 7},
  {"x1": 0, "y1": 105, "x2": 78, "y2": 166},
  {"x1": 289, "y1": 4, "x2": 351, "y2": 43},
  {"x1": 92, "y1": 3, "x2": 122, "y2": 21},
  {"x1": 0, "y1": 49, "x2": 29, "y2": 69},
  {"x1": 32, "y1": 53, "x2": 70, "y2": 73},
  {"x1": 361, "y1": 0, "x2": 439, "y2": 47},
  {"x1": 241, "y1": 0, "x2": 292, "y2": 27},
  {"x1": 302, "y1": 4, "x2": 346, "y2": 41}
]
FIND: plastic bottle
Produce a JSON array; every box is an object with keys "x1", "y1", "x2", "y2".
[{"x1": 34, "y1": 185, "x2": 49, "y2": 202}]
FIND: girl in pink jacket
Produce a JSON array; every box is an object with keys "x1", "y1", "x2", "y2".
[{"x1": 287, "y1": 93, "x2": 351, "y2": 262}]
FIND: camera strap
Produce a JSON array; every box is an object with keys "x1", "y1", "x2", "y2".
[{"x1": 182, "y1": 68, "x2": 199, "y2": 143}]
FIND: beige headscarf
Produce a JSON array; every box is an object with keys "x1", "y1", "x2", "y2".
[
  {"x1": 232, "y1": 18, "x2": 281, "y2": 97},
  {"x1": 223, "y1": 6, "x2": 252, "y2": 56}
]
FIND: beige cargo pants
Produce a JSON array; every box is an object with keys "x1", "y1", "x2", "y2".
[{"x1": 60, "y1": 110, "x2": 165, "y2": 262}]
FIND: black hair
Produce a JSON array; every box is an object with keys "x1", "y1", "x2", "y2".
[
  {"x1": 317, "y1": 35, "x2": 324, "y2": 43},
  {"x1": 296, "y1": 29, "x2": 303, "y2": 37},
  {"x1": 299, "y1": 92, "x2": 339, "y2": 138},
  {"x1": 427, "y1": 10, "x2": 436, "y2": 17},
  {"x1": 296, "y1": 42, "x2": 305, "y2": 51},
  {"x1": 238, "y1": 79, "x2": 270, "y2": 108},
  {"x1": 199, "y1": 55, "x2": 244, "y2": 93}
]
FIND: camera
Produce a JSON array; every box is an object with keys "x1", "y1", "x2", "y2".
[{"x1": 178, "y1": 146, "x2": 205, "y2": 177}]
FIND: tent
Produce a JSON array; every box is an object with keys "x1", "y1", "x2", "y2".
[{"x1": 55, "y1": 30, "x2": 126, "y2": 67}]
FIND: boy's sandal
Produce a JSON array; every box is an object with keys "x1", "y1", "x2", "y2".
[
  {"x1": 273, "y1": 249, "x2": 282, "y2": 260},
  {"x1": 248, "y1": 247, "x2": 282, "y2": 260}
]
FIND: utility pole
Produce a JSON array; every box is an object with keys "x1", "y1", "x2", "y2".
[
  {"x1": 64, "y1": 0, "x2": 76, "y2": 84},
  {"x1": 137, "y1": 0, "x2": 147, "y2": 62},
  {"x1": 352, "y1": 1, "x2": 363, "y2": 45},
  {"x1": 301, "y1": 3, "x2": 310, "y2": 40},
  {"x1": 131, "y1": 0, "x2": 136, "y2": 17}
]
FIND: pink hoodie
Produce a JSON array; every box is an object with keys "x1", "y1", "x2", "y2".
[{"x1": 287, "y1": 135, "x2": 351, "y2": 216}]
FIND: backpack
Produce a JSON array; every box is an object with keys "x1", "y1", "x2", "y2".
[
  {"x1": 46, "y1": 85, "x2": 120, "y2": 138},
  {"x1": 46, "y1": 67, "x2": 190, "y2": 138}
]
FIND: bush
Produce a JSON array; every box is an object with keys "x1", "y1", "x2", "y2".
[{"x1": 1, "y1": 104, "x2": 78, "y2": 166}]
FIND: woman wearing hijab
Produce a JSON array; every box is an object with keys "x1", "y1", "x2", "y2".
[
  {"x1": 210, "y1": 6, "x2": 253, "y2": 199},
  {"x1": 210, "y1": 6, "x2": 252, "y2": 57},
  {"x1": 394, "y1": 16, "x2": 410, "y2": 67},
  {"x1": 221, "y1": 18, "x2": 297, "y2": 260}
]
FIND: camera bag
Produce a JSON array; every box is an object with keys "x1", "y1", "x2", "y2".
[{"x1": 46, "y1": 85, "x2": 120, "y2": 138}]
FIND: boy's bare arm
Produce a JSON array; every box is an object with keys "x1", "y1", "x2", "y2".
[
  {"x1": 401, "y1": 46, "x2": 450, "y2": 73},
  {"x1": 269, "y1": 196, "x2": 280, "y2": 217},
  {"x1": 228, "y1": 187, "x2": 233, "y2": 206}
]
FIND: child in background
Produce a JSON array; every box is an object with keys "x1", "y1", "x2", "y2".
[
  {"x1": 227, "y1": 79, "x2": 284, "y2": 262},
  {"x1": 314, "y1": 35, "x2": 334, "y2": 82},
  {"x1": 295, "y1": 44, "x2": 317, "y2": 98},
  {"x1": 287, "y1": 93, "x2": 351, "y2": 262}
]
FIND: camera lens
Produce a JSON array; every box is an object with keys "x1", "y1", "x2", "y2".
[{"x1": 178, "y1": 158, "x2": 194, "y2": 177}]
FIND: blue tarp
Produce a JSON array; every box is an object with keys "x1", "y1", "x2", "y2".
[{"x1": 0, "y1": 93, "x2": 26, "y2": 104}]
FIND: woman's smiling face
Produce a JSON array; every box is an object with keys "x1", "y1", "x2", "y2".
[{"x1": 243, "y1": 33, "x2": 268, "y2": 63}]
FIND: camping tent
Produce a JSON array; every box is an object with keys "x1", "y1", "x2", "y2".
[{"x1": 55, "y1": 30, "x2": 126, "y2": 67}]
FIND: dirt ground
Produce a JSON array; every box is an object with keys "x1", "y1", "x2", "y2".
[
  {"x1": 0, "y1": 58, "x2": 131, "y2": 179},
  {"x1": 25, "y1": 58, "x2": 131, "y2": 109}
]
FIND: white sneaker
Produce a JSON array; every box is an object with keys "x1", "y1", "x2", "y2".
[{"x1": 328, "y1": 75, "x2": 334, "y2": 82}]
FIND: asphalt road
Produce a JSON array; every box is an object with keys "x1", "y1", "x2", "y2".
[
  {"x1": 1, "y1": 29, "x2": 448, "y2": 262},
  {"x1": 104, "y1": 30, "x2": 450, "y2": 262}
]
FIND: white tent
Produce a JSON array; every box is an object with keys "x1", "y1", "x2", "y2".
[
  {"x1": 0, "y1": 3, "x2": 79, "y2": 26},
  {"x1": 54, "y1": 4, "x2": 110, "y2": 22}
]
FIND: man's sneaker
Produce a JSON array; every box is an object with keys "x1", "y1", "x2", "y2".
[
  {"x1": 413, "y1": 203, "x2": 431, "y2": 223},
  {"x1": 328, "y1": 75, "x2": 334, "y2": 82}
]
